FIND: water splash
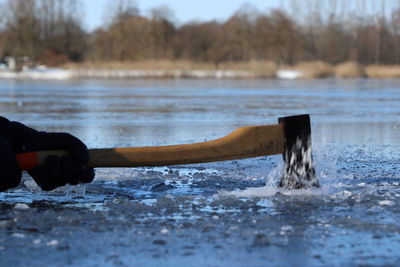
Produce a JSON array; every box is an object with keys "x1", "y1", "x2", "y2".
[{"x1": 280, "y1": 137, "x2": 319, "y2": 189}]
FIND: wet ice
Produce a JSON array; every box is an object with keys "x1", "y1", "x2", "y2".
[{"x1": 1, "y1": 79, "x2": 400, "y2": 266}]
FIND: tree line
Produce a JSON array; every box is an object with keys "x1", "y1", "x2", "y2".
[{"x1": 1, "y1": 0, "x2": 400, "y2": 66}]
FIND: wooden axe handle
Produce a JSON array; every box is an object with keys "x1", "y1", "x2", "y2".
[{"x1": 16, "y1": 124, "x2": 284, "y2": 170}]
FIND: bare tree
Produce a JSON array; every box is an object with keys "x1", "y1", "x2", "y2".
[
  {"x1": 0, "y1": 2, "x2": 6, "y2": 56},
  {"x1": 391, "y1": 8, "x2": 400, "y2": 63},
  {"x1": 149, "y1": 5, "x2": 176, "y2": 59},
  {"x1": 4, "y1": 0, "x2": 41, "y2": 58}
]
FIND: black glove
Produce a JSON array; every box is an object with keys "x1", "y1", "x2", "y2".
[{"x1": 0, "y1": 117, "x2": 95, "y2": 191}]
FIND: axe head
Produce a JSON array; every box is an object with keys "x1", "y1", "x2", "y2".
[{"x1": 278, "y1": 114, "x2": 319, "y2": 189}]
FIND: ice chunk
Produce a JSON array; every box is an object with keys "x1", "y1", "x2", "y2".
[
  {"x1": 46, "y1": 240, "x2": 59, "y2": 246},
  {"x1": 160, "y1": 228, "x2": 169, "y2": 234},
  {"x1": 14, "y1": 203, "x2": 30, "y2": 210},
  {"x1": 281, "y1": 225, "x2": 294, "y2": 232},
  {"x1": 11, "y1": 233, "x2": 25, "y2": 238},
  {"x1": 378, "y1": 200, "x2": 395, "y2": 206}
]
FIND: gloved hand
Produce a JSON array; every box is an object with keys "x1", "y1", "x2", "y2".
[{"x1": 0, "y1": 117, "x2": 95, "y2": 191}]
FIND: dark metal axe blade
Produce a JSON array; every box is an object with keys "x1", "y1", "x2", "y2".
[{"x1": 278, "y1": 114, "x2": 318, "y2": 189}]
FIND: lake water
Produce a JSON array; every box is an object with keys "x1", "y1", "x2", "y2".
[{"x1": 1, "y1": 78, "x2": 400, "y2": 266}]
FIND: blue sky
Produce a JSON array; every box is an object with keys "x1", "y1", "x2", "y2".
[
  {"x1": 2, "y1": 0, "x2": 395, "y2": 31},
  {"x1": 83, "y1": 0, "x2": 282, "y2": 30}
]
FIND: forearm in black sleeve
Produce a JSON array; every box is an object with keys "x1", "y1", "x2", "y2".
[
  {"x1": 0, "y1": 117, "x2": 22, "y2": 191},
  {"x1": 0, "y1": 116, "x2": 38, "y2": 153}
]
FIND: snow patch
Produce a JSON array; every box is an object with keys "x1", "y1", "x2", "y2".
[{"x1": 277, "y1": 69, "x2": 302, "y2": 79}]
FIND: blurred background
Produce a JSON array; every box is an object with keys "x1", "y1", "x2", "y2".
[{"x1": 1, "y1": 0, "x2": 400, "y2": 78}]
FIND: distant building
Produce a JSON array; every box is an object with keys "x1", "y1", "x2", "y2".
[
  {"x1": 1, "y1": 56, "x2": 33, "y2": 71},
  {"x1": 0, "y1": 59, "x2": 7, "y2": 70},
  {"x1": 4, "y1": 56, "x2": 17, "y2": 71}
]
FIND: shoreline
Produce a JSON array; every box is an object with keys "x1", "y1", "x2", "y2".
[{"x1": 2, "y1": 61, "x2": 400, "y2": 80}]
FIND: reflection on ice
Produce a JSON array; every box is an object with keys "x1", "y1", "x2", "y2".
[{"x1": 1, "y1": 79, "x2": 400, "y2": 266}]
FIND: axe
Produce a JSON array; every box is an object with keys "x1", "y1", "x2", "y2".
[{"x1": 16, "y1": 114, "x2": 317, "y2": 189}]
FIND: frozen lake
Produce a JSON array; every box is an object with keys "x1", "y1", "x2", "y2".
[{"x1": 1, "y1": 78, "x2": 400, "y2": 266}]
